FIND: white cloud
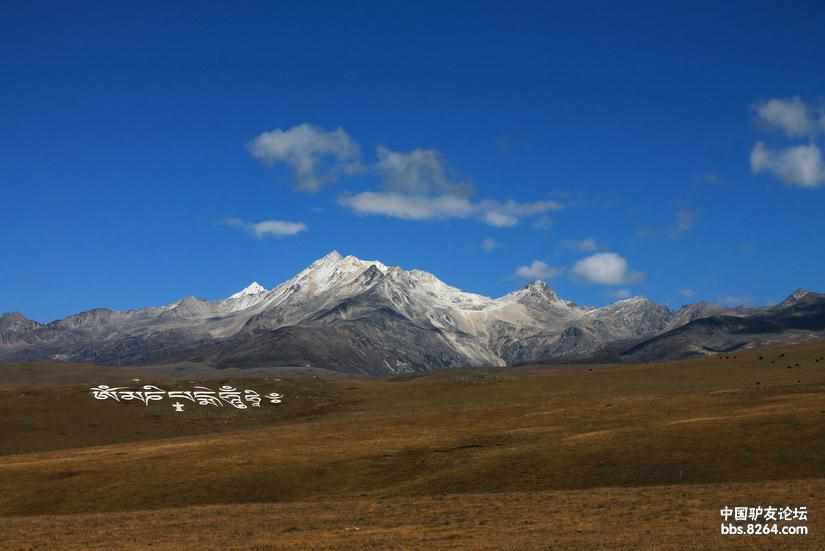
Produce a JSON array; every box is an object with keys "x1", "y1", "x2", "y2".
[
  {"x1": 481, "y1": 210, "x2": 518, "y2": 228},
  {"x1": 611, "y1": 288, "x2": 632, "y2": 299},
  {"x1": 754, "y1": 97, "x2": 824, "y2": 138},
  {"x1": 339, "y1": 191, "x2": 561, "y2": 227},
  {"x1": 338, "y1": 192, "x2": 474, "y2": 220},
  {"x1": 562, "y1": 238, "x2": 598, "y2": 252},
  {"x1": 751, "y1": 142, "x2": 825, "y2": 188},
  {"x1": 248, "y1": 124, "x2": 362, "y2": 192},
  {"x1": 481, "y1": 238, "x2": 498, "y2": 252},
  {"x1": 478, "y1": 199, "x2": 560, "y2": 228},
  {"x1": 350, "y1": 145, "x2": 562, "y2": 227},
  {"x1": 679, "y1": 288, "x2": 695, "y2": 298},
  {"x1": 225, "y1": 218, "x2": 307, "y2": 238},
  {"x1": 515, "y1": 260, "x2": 561, "y2": 280},
  {"x1": 375, "y1": 146, "x2": 472, "y2": 196},
  {"x1": 572, "y1": 252, "x2": 644, "y2": 286}
]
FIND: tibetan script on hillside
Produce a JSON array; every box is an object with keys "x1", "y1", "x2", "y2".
[{"x1": 89, "y1": 384, "x2": 283, "y2": 410}]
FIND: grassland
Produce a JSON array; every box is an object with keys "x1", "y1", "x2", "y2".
[{"x1": 1, "y1": 341, "x2": 825, "y2": 549}]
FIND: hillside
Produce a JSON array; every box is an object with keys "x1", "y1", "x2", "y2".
[{"x1": 1, "y1": 342, "x2": 825, "y2": 548}]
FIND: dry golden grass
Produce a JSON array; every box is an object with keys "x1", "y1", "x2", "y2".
[
  {"x1": 1, "y1": 341, "x2": 825, "y2": 549},
  {"x1": 2, "y1": 480, "x2": 823, "y2": 550}
]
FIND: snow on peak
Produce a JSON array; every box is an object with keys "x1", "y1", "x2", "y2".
[
  {"x1": 307, "y1": 251, "x2": 388, "y2": 276},
  {"x1": 613, "y1": 296, "x2": 649, "y2": 305},
  {"x1": 500, "y1": 280, "x2": 565, "y2": 305},
  {"x1": 272, "y1": 251, "x2": 392, "y2": 300},
  {"x1": 318, "y1": 250, "x2": 343, "y2": 262},
  {"x1": 524, "y1": 280, "x2": 553, "y2": 293},
  {"x1": 229, "y1": 282, "x2": 268, "y2": 299}
]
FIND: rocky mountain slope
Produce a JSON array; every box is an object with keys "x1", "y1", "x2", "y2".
[
  {"x1": 1, "y1": 251, "x2": 823, "y2": 374},
  {"x1": 620, "y1": 289, "x2": 825, "y2": 362}
]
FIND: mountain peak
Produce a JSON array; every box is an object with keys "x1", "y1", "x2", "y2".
[
  {"x1": 9, "y1": 249, "x2": 824, "y2": 372},
  {"x1": 0, "y1": 311, "x2": 28, "y2": 321},
  {"x1": 308, "y1": 250, "x2": 354, "y2": 270},
  {"x1": 614, "y1": 296, "x2": 650, "y2": 305},
  {"x1": 503, "y1": 280, "x2": 564, "y2": 305},
  {"x1": 779, "y1": 288, "x2": 812, "y2": 307},
  {"x1": 318, "y1": 250, "x2": 343, "y2": 263},
  {"x1": 306, "y1": 250, "x2": 388, "y2": 275},
  {"x1": 229, "y1": 282, "x2": 268, "y2": 300},
  {"x1": 0, "y1": 312, "x2": 39, "y2": 332},
  {"x1": 525, "y1": 280, "x2": 557, "y2": 296}
]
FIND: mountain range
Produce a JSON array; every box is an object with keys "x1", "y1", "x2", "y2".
[{"x1": 2, "y1": 251, "x2": 824, "y2": 375}]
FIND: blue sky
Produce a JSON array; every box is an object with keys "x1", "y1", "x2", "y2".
[{"x1": 3, "y1": 1, "x2": 824, "y2": 322}]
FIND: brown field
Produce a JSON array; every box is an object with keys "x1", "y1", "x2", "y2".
[{"x1": 2, "y1": 341, "x2": 825, "y2": 549}]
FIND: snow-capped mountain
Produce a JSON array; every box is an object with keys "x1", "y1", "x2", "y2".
[
  {"x1": 228, "y1": 282, "x2": 268, "y2": 299},
  {"x1": 1, "y1": 251, "x2": 823, "y2": 374}
]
